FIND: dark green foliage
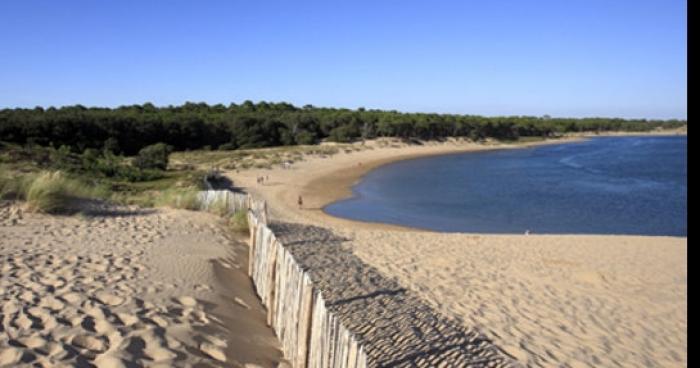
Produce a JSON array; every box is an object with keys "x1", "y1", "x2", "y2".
[
  {"x1": 218, "y1": 142, "x2": 237, "y2": 151},
  {"x1": 0, "y1": 102, "x2": 686, "y2": 155},
  {"x1": 132, "y1": 143, "x2": 172, "y2": 170},
  {"x1": 329, "y1": 124, "x2": 360, "y2": 142},
  {"x1": 103, "y1": 137, "x2": 120, "y2": 154},
  {"x1": 1, "y1": 143, "x2": 164, "y2": 183},
  {"x1": 295, "y1": 130, "x2": 318, "y2": 145}
]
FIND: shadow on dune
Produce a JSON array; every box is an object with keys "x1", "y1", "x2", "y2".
[
  {"x1": 73, "y1": 199, "x2": 158, "y2": 218},
  {"x1": 268, "y1": 222, "x2": 519, "y2": 367}
]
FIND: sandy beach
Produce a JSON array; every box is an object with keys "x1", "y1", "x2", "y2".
[
  {"x1": 228, "y1": 137, "x2": 687, "y2": 367},
  {"x1": 0, "y1": 202, "x2": 285, "y2": 367},
  {"x1": 0, "y1": 135, "x2": 685, "y2": 367}
]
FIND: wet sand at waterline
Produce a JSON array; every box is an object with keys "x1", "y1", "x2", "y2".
[
  {"x1": 229, "y1": 137, "x2": 687, "y2": 367},
  {"x1": 0, "y1": 203, "x2": 284, "y2": 367}
]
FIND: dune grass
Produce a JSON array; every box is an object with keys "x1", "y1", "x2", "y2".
[
  {"x1": 1, "y1": 142, "x2": 209, "y2": 210},
  {"x1": 154, "y1": 186, "x2": 201, "y2": 210},
  {"x1": 0, "y1": 171, "x2": 108, "y2": 214},
  {"x1": 0, "y1": 173, "x2": 35, "y2": 200},
  {"x1": 228, "y1": 209, "x2": 249, "y2": 234},
  {"x1": 205, "y1": 197, "x2": 231, "y2": 217}
]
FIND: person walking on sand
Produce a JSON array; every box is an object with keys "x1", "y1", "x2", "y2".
[{"x1": 298, "y1": 195, "x2": 303, "y2": 209}]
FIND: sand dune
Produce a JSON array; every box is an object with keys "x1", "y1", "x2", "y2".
[
  {"x1": 227, "y1": 137, "x2": 687, "y2": 367},
  {"x1": 0, "y1": 202, "x2": 283, "y2": 367},
  {"x1": 2, "y1": 136, "x2": 683, "y2": 367},
  {"x1": 347, "y1": 230, "x2": 686, "y2": 367}
]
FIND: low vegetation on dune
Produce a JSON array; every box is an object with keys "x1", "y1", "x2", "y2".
[
  {"x1": 1, "y1": 101, "x2": 684, "y2": 218},
  {"x1": 228, "y1": 210, "x2": 249, "y2": 234},
  {"x1": 1, "y1": 170, "x2": 106, "y2": 213},
  {"x1": 154, "y1": 186, "x2": 201, "y2": 211},
  {"x1": 0, "y1": 141, "x2": 206, "y2": 211},
  {"x1": 171, "y1": 143, "x2": 351, "y2": 171}
]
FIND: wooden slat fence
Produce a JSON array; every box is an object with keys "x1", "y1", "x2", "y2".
[
  {"x1": 197, "y1": 183, "x2": 368, "y2": 367},
  {"x1": 245, "y1": 197, "x2": 369, "y2": 368}
]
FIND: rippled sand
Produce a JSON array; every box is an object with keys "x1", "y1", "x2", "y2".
[{"x1": 0, "y1": 203, "x2": 283, "y2": 367}]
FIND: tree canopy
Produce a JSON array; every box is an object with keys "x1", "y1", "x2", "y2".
[{"x1": 0, "y1": 101, "x2": 686, "y2": 155}]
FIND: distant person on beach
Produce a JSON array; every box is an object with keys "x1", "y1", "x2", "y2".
[
  {"x1": 298, "y1": 195, "x2": 303, "y2": 209},
  {"x1": 525, "y1": 229, "x2": 531, "y2": 235}
]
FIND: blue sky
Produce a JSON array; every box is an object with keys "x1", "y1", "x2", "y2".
[{"x1": 0, "y1": 0, "x2": 687, "y2": 119}]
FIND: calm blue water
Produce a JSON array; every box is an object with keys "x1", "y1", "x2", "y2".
[{"x1": 325, "y1": 136, "x2": 687, "y2": 236}]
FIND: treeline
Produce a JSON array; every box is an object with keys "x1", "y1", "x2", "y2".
[{"x1": 0, "y1": 101, "x2": 686, "y2": 155}]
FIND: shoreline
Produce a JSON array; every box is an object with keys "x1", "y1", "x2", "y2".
[
  {"x1": 224, "y1": 132, "x2": 686, "y2": 366},
  {"x1": 305, "y1": 132, "x2": 686, "y2": 236},
  {"x1": 269, "y1": 136, "x2": 590, "y2": 231},
  {"x1": 313, "y1": 137, "x2": 584, "y2": 222},
  {"x1": 228, "y1": 132, "x2": 687, "y2": 235}
]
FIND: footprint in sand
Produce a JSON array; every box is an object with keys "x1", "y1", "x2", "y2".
[
  {"x1": 0, "y1": 347, "x2": 23, "y2": 366},
  {"x1": 150, "y1": 315, "x2": 169, "y2": 328},
  {"x1": 146, "y1": 346, "x2": 178, "y2": 363},
  {"x1": 176, "y1": 296, "x2": 198, "y2": 308},
  {"x1": 93, "y1": 353, "x2": 127, "y2": 368},
  {"x1": 116, "y1": 313, "x2": 139, "y2": 327},
  {"x1": 17, "y1": 334, "x2": 46, "y2": 349},
  {"x1": 71, "y1": 334, "x2": 108, "y2": 352},
  {"x1": 194, "y1": 284, "x2": 212, "y2": 292},
  {"x1": 60, "y1": 291, "x2": 82, "y2": 305},
  {"x1": 39, "y1": 295, "x2": 65, "y2": 311},
  {"x1": 95, "y1": 291, "x2": 125, "y2": 306},
  {"x1": 83, "y1": 303, "x2": 108, "y2": 320},
  {"x1": 94, "y1": 319, "x2": 117, "y2": 335},
  {"x1": 27, "y1": 306, "x2": 57, "y2": 330},
  {"x1": 14, "y1": 311, "x2": 36, "y2": 330},
  {"x1": 190, "y1": 310, "x2": 210, "y2": 324},
  {"x1": 200, "y1": 342, "x2": 227, "y2": 362},
  {"x1": 18, "y1": 290, "x2": 36, "y2": 303},
  {"x1": 2, "y1": 300, "x2": 19, "y2": 314}
]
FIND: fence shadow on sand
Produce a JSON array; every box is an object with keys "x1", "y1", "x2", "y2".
[{"x1": 268, "y1": 222, "x2": 518, "y2": 368}]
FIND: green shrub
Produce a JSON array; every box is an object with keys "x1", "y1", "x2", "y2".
[
  {"x1": 103, "y1": 137, "x2": 121, "y2": 155},
  {"x1": 133, "y1": 143, "x2": 172, "y2": 170},
  {"x1": 218, "y1": 142, "x2": 237, "y2": 151},
  {"x1": 329, "y1": 125, "x2": 360, "y2": 143},
  {"x1": 92, "y1": 153, "x2": 163, "y2": 182},
  {"x1": 295, "y1": 130, "x2": 317, "y2": 145},
  {"x1": 49, "y1": 145, "x2": 79, "y2": 169},
  {"x1": 229, "y1": 210, "x2": 248, "y2": 234},
  {"x1": 81, "y1": 148, "x2": 100, "y2": 169}
]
